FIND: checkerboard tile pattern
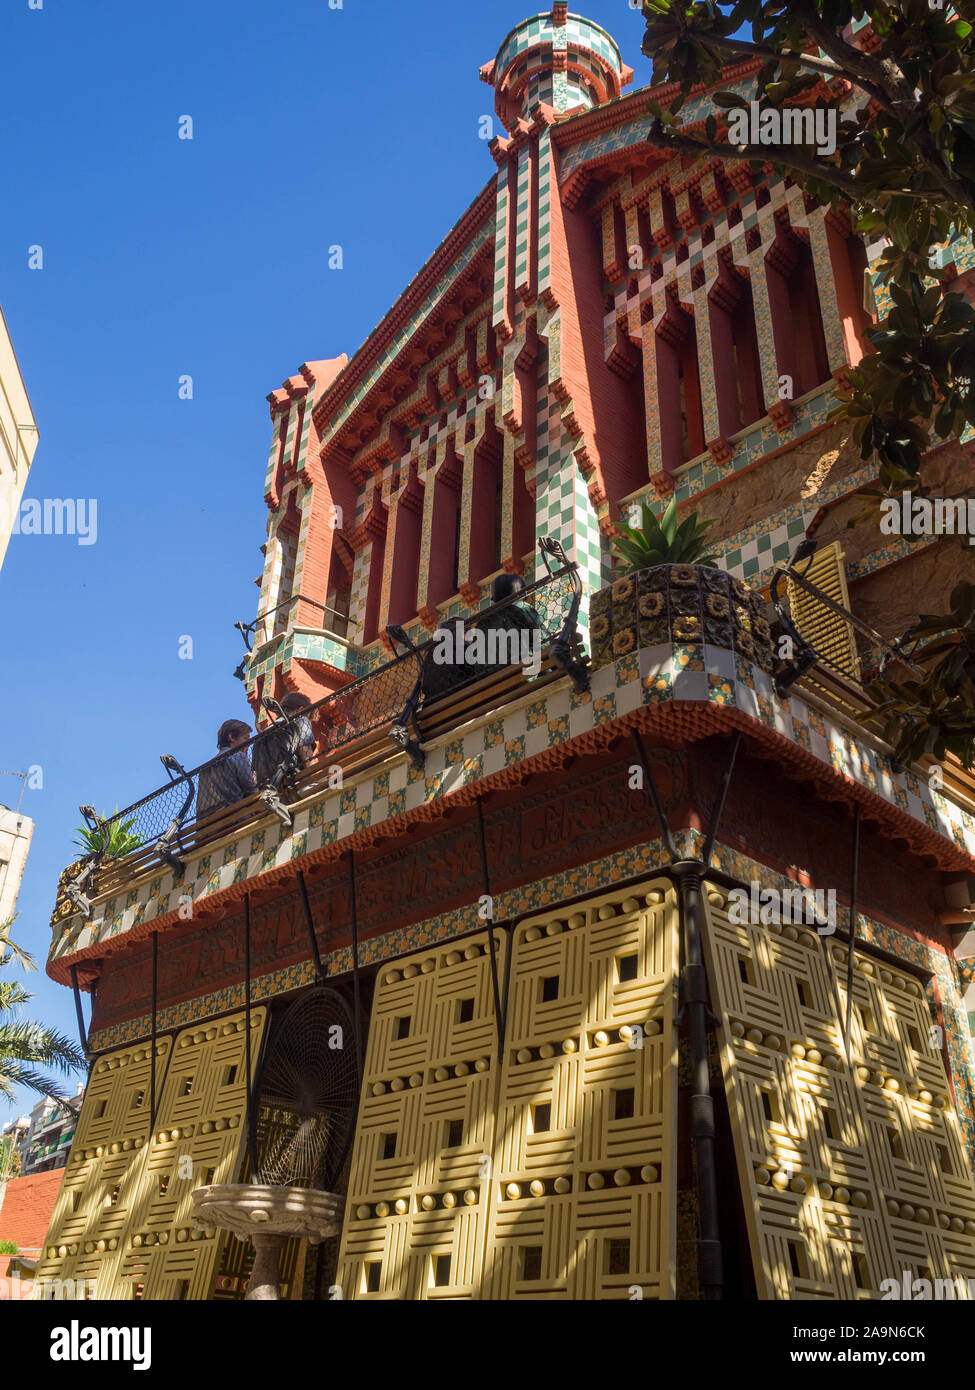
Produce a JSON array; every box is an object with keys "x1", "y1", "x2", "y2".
[
  {"x1": 55, "y1": 632, "x2": 975, "y2": 988},
  {"x1": 622, "y1": 462, "x2": 879, "y2": 592}
]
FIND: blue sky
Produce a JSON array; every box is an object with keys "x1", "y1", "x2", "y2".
[{"x1": 0, "y1": 0, "x2": 655, "y2": 1124}]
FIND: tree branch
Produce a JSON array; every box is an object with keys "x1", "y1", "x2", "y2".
[
  {"x1": 647, "y1": 119, "x2": 934, "y2": 205},
  {"x1": 658, "y1": 10, "x2": 975, "y2": 212},
  {"x1": 665, "y1": 28, "x2": 896, "y2": 112},
  {"x1": 788, "y1": 0, "x2": 915, "y2": 106},
  {"x1": 788, "y1": 0, "x2": 975, "y2": 209}
]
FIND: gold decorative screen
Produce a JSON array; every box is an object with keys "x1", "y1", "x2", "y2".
[
  {"x1": 337, "y1": 879, "x2": 679, "y2": 1299},
  {"x1": 336, "y1": 933, "x2": 504, "y2": 1300},
  {"x1": 33, "y1": 1007, "x2": 266, "y2": 1301},
  {"x1": 701, "y1": 888, "x2": 975, "y2": 1299},
  {"x1": 484, "y1": 882, "x2": 678, "y2": 1299}
]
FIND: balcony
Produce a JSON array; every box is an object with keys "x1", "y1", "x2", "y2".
[
  {"x1": 48, "y1": 543, "x2": 975, "y2": 977},
  {"x1": 52, "y1": 544, "x2": 588, "y2": 927},
  {"x1": 235, "y1": 597, "x2": 358, "y2": 683}
]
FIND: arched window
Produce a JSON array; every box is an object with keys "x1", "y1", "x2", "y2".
[
  {"x1": 766, "y1": 226, "x2": 830, "y2": 399},
  {"x1": 386, "y1": 474, "x2": 424, "y2": 628},
  {"x1": 469, "y1": 417, "x2": 504, "y2": 583},
  {"x1": 656, "y1": 291, "x2": 704, "y2": 470}
]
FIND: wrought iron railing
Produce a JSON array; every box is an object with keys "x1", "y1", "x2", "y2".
[
  {"x1": 59, "y1": 540, "x2": 588, "y2": 916},
  {"x1": 233, "y1": 595, "x2": 352, "y2": 682},
  {"x1": 771, "y1": 540, "x2": 927, "y2": 698}
]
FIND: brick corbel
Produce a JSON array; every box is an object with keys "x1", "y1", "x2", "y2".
[
  {"x1": 768, "y1": 401, "x2": 794, "y2": 434},
  {"x1": 708, "y1": 437, "x2": 734, "y2": 467}
]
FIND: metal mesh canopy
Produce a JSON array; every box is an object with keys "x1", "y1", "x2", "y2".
[{"x1": 251, "y1": 987, "x2": 359, "y2": 1191}]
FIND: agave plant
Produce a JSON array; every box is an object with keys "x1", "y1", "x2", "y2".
[
  {"x1": 610, "y1": 497, "x2": 718, "y2": 574},
  {"x1": 72, "y1": 809, "x2": 142, "y2": 859}
]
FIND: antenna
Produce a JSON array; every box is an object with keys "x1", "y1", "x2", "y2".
[{"x1": 0, "y1": 772, "x2": 28, "y2": 813}]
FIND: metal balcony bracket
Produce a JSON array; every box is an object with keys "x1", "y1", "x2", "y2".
[
  {"x1": 260, "y1": 786, "x2": 294, "y2": 830},
  {"x1": 539, "y1": 538, "x2": 590, "y2": 694},
  {"x1": 385, "y1": 626, "x2": 427, "y2": 770},
  {"x1": 63, "y1": 806, "x2": 104, "y2": 919},
  {"x1": 63, "y1": 870, "x2": 94, "y2": 920},
  {"x1": 255, "y1": 697, "x2": 305, "y2": 829},
  {"x1": 389, "y1": 719, "x2": 426, "y2": 771},
  {"x1": 550, "y1": 631, "x2": 591, "y2": 694},
  {"x1": 770, "y1": 561, "x2": 820, "y2": 697},
  {"x1": 152, "y1": 754, "x2": 193, "y2": 880}
]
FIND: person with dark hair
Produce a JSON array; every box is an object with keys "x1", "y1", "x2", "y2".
[
  {"x1": 490, "y1": 571, "x2": 542, "y2": 622},
  {"x1": 196, "y1": 719, "x2": 258, "y2": 820},
  {"x1": 476, "y1": 571, "x2": 543, "y2": 674}
]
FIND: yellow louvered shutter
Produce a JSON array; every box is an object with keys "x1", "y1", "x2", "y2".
[{"x1": 788, "y1": 540, "x2": 860, "y2": 684}]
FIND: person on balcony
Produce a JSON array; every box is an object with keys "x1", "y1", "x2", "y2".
[
  {"x1": 475, "y1": 573, "x2": 543, "y2": 676},
  {"x1": 195, "y1": 719, "x2": 258, "y2": 821},
  {"x1": 252, "y1": 692, "x2": 317, "y2": 789},
  {"x1": 421, "y1": 616, "x2": 471, "y2": 703}
]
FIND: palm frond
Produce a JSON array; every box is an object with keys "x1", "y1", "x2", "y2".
[
  {"x1": 0, "y1": 1021, "x2": 86, "y2": 1071},
  {"x1": 0, "y1": 934, "x2": 35, "y2": 972},
  {"x1": 0, "y1": 1062, "x2": 76, "y2": 1105},
  {"x1": 0, "y1": 982, "x2": 32, "y2": 1012}
]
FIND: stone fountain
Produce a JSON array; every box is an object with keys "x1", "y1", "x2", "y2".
[{"x1": 192, "y1": 1184, "x2": 344, "y2": 1300}]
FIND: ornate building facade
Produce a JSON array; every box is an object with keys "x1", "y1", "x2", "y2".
[
  {"x1": 36, "y1": 7, "x2": 975, "y2": 1301},
  {"x1": 0, "y1": 301, "x2": 37, "y2": 574}
]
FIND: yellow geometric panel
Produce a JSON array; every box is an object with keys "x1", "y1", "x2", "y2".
[
  {"x1": 485, "y1": 881, "x2": 678, "y2": 1300},
  {"x1": 336, "y1": 932, "x2": 506, "y2": 1300},
  {"x1": 31, "y1": 1038, "x2": 171, "y2": 1299},
  {"x1": 701, "y1": 888, "x2": 975, "y2": 1299},
  {"x1": 33, "y1": 1008, "x2": 267, "y2": 1301},
  {"x1": 337, "y1": 878, "x2": 679, "y2": 1300}
]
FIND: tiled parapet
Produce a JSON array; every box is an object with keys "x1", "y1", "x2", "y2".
[
  {"x1": 49, "y1": 615, "x2": 975, "y2": 979},
  {"x1": 589, "y1": 565, "x2": 775, "y2": 676}
]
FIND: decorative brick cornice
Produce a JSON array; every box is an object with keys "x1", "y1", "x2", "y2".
[
  {"x1": 550, "y1": 58, "x2": 763, "y2": 152},
  {"x1": 708, "y1": 437, "x2": 734, "y2": 467},
  {"x1": 312, "y1": 183, "x2": 496, "y2": 434}
]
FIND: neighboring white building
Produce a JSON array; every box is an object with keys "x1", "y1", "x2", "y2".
[
  {"x1": 0, "y1": 804, "x2": 33, "y2": 936},
  {"x1": 0, "y1": 301, "x2": 38, "y2": 571},
  {"x1": 17, "y1": 1086, "x2": 84, "y2": 1175}
]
